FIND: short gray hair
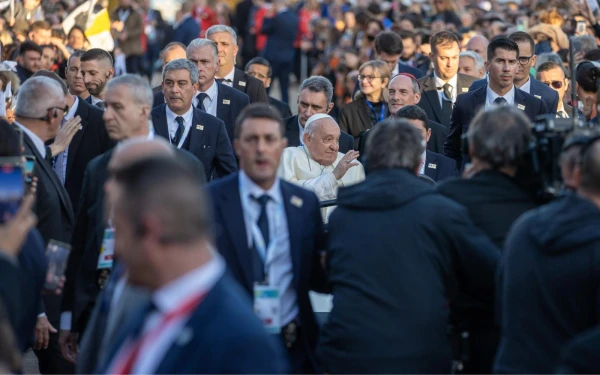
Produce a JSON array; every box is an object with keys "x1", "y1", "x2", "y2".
[
  {"x1": 576, "y1": 35, "x2": 597, "y2": 54},
  {"x1": 106, "y1": 74, "x2": 153, "y2": 109},
  {"x1": 162, "y1": 58, "x2": 199, "y2": 84},
  {"x1": 460, "y1": 51, "x2": 484, "y2": 74},
  {"x1": 299, "y1": 76, "x2": 333, "y2": 104},
  {"x1": 16, "y1": 76, "x2": 64, "y2": 118},
  {"x1": 365, "y1": 118, "x2": 424, "y2": 172},
  {"x1": 467, "y1": 106, "x2": 533, "y2": 168},
  {"x1": 187, "y1": 38, "x2": 219, "y2": 62},
  {"x1": 206, "y1": 25, "x2": 237, "y2": 46}
]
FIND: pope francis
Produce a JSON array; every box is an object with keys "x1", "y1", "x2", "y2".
[{"x1": 278, "y1": 114, "x2": 365, "y2": 221}]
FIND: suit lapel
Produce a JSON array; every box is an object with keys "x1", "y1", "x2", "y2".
[
  {"x1": 219, "y1": 175, "x2": 253, "y2": 288},
  {"x1": 215, "y1": 83, "x2": 229, "y2": 124},
  {"x1": 472, "y1": 86, "x2": 487, "y2": 115},
  {"x1": 152, "y1": 104, "x2": 170, "y2": 140},
  {"x1": 23, "y1": 133, "x2": 74, "y2": 223},
  {"x1": 279, "y1": 182, "x2": 301, "y2": 290},
  {"x1": 66, "y1": 98, "x2": 87, "y2": 179},
  {"x1": 187, "y1": 110, "x2": 206, "y2": 155},
  {"x1": 422, "y1": 76, "x2": 444, "y2": 123},
  {"x1": 233, "y1": 68, "x2": 247, "y2": 93},
  {"x1": 457, "y1": 74, "x2": 472, "y2": 95},
  {"x1": 424, "y1": 150, "x2": 438, "y2": 180},
  {"x1": 514, "y1": 89, "x2": 531, "y2": 117}
]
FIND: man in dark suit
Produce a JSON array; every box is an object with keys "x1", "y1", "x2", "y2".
[
  {"x1": 207, "y1": 25, "x2": 268, "y2": 104},
  {"x1": 317, "y1": 119, "x2": 499, "y2": 373},
  {"x1": 375, "y1": 31, "x2": 424, "y2": 80},
  {"x1": 152, "y1": 42, "x2": 188, "y2": 94},
  {"x1": 59, "y1": 75, "x2": 205, "y2": 367},
  {"x1": 418, "y1": 31, "x2": 477, "y2": 128},
  {"x1": 245, "y1": 57, "x2": 293, "y2": 118},
  {"x1": 536, "y1": 61, "x2": 579, "y2": 118},
  {"x1": 33, "y1": 70, "x2": 115, "y2": 214},
  {"x1": 260, "y1": 0, "x2": 298, "y2": 104},
  {"x1": 152, "y1": 58, "x2": 237, "y2": 181},
  {"x1": 173, "y1": 1, "x2": 200, "y2": 47},
  {"x1": 155, "y1": 39, "x2": 250, "y2": 142},
  {"x1": 207, "y1": 104, "x2": 328, "y2": 373},
  {"x1": 80, "y1": 49, "x2": 115, "y2": 108},
  {"x1": 388, "y1": 73, "x2": 448, "y2": 153},
  {"x1": 437, "y1": 106, "x2": 539, "y2": 373},
  {"x1": 469, "y1": 32, "x2": 559, "y2": 114},
  {"x1": 395, "y1": 105, "x2": 458, "y2": 182},
  {"x1": 97, "y1": 157, "x2": 287, "y2": 374},
  {"x1": 14, "y1": 76, "x2": 75, "y2": 374},
  {"x1": 285, "y1": 76, "x2": 353, "y2": 152},
  {"x1": 444, "y1": 37, "x2": 548, "y2": 168},
  {"x1": 65, "y1": 51, "x2": 90, "y2": 101},
  {"x1": 235, "y1": 0, "x2": 255, "y2": 66},
  {"x1": 15, "y1": 41, "x2": 42, "y2": 84}
]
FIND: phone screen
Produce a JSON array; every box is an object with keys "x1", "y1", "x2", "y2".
[
  {"x1": 24, "y1": 155, "x2": 35, "y2": 185},
  {"x1": 0, "y1": 159, "x2": 24, "y2": 224}
]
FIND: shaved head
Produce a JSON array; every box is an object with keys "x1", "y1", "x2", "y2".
[{"x1": 466, "y1": 35, "x2": 489, "y2": 61}]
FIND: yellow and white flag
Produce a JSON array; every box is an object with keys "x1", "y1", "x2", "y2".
[{"x1": 62, "y1": 0, "x2": 114, "y2": 51}]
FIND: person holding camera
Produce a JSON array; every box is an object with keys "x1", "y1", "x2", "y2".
[{"x1": 494, "y1": 131, "x2": 600, "y2": 373}]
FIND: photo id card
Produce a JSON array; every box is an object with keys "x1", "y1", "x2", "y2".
[
  {"x1": 97, "y1": 227, "x2": 115, "y2": 269},
  {"x1": 254, "y1": 283, "x2": 281, "y2": 334}
]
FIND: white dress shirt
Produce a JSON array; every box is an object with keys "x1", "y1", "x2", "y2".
[
  {"x1": 238, "y1": 170, "x2": 298, "y2": 326},
  {"x1": 486, "y1": 85, "x2": 516, "y2": 107},
  {"x1": 195, "y1": 80, "x2": 218, "y2": 117},
  {"x1": 14, "y1": 121, "x2": 46, "y2": 158},
  {"x1": 166, "y1": 104, "x2": 193, "y2": 148},
  {"x1": 434, "y1": 72, "x2": 458, "y2": 106},
  {"x1": 218, "y1": 67, "x2": 235, "y2": 87},
  {"x1": 557, "y1": 103, "x2": 569, "y2": 118},
  {"x1": 108, "y1": 254, "x2": 225, "y2": 374},
  {"x1": 90, "y1": 95, "x2": 103, "y2": 107},
  {"x1": 419, "y1": 150, "x2": 427, "y2": 175},
  {"x1": 53, "y1": 96, "x2": 79, "y2": 184},
  {"x1": 519, "y1": 76, "x2": 531, "y2": 94}
]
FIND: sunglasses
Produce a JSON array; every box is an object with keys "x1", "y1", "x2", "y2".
[{"x1": 542, "y1": 80, "x2": 564, "y2": 89}]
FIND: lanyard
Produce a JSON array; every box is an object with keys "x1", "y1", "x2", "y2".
[
  {"x1": 113, "y1": 291, "x2": 207, "y2": 375},
  {"x1": 366, "y1": 100, "x2": 387, "y2": 123}
]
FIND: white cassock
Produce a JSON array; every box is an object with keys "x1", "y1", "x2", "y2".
[{"x1": 278, "y1": 146, "x2": 365, "y2": 221}]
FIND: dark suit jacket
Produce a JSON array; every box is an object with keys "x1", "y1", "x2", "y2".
[
  {"x1": 417, "y1": 73, "x2": 477, "y2": 128},
  {"x1": 16, "y1": 64, "x2": 33, "y2": 83},
  {"x1": 261, "y1": 10, "x2": 298, "y2": 63},
  {"x1": 469, "y1": 76, "x2": 559, "y2": 113},
  {"x1": 23, "y1": 132, "x2": 75, "y2": 326},
  {"x1": 269, "y1": 96, "x2": 292, "y2": 118},
  {"x1": 339, "y1": 98, "x2": 388, "y2": 149},
  {"x1": 444, "y1": 85, "x2": 548, "y2": 167},
  {"x1": 233, "y1": 68, "x2": 268, "y2": 103},
  {"x1": 0, "y1": 256, "x2": 21, "y2": 339},
  {"x1": 153, "y1": 82, "x2": 250, "y2": 142},
  {"x1": 99, "y1": 272, "x2": 288, "y2": 374},
  {"x1": 284, "y1": 115, "x2": 354, "y2": 153},
  {"x1": 206, "y1": 174, "x2": 328, "y2": 372},
  {"x1": 152, "y1": 104, "x2": 237, "y2": 181},
  {"x1": 172, "y1": 15, "x2": 200, "y2": 47},
  {"x1": 62, "y1": 146, "x2": 206, "y2": 333},
  {"x1": 423, "y1": 150, "x2": 458, "y2": 182},
  {"x1": 61, "y1": 98, "x2": 115, "y2": 214}
]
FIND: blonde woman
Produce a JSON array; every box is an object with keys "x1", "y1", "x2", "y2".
[{"x1": 339, "y1": 60, "x2": 390, "y2": 146}]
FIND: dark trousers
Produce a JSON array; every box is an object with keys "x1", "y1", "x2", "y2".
[
  {"x1": 34, "y1": 332, "x2": 75, "y2": 374},
  {"x1": 268, "y1": 60, "x2": 293, "y2": 104}
]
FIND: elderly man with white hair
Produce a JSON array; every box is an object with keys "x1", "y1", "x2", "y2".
[{"x1": 278, "y1": 113, "x2": 365, "y2": 220}]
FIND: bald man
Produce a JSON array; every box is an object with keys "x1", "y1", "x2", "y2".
[
  {"x1": 278, "y1": 114, "x2": 365, "y2": 221},
  {"x1": 466, "y1": 35, "x2": 489, "y2": 62}
]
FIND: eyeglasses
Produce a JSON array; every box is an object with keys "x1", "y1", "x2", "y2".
[
  {"x1": 518, "y1": 55, "x2": 533, "y2": 65},
  {"x1": 48, "y1": 105, "x2": 69, "y2": 114},
  {"x1": 358, "y1": 75, "x2": 382, "y2": 82},
  {"x1": 542, "y1": 80, "x2": 564, "y2": 89}
]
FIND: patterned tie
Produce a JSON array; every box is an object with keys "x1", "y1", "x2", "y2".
[
  {"x1": 172, "y1": 116, "x2": 184, "y2": 146},
  {"x1": 253, "y1": 194, "x2": 271, "y2": 247},
  {"x1": 196, "y1": 93, "x2": 208, "y2": 112},
  {"x1": 442, "y1": 83, "x2": 453, "y2": 102},
  {"x1": 494, "y1": 97, "x2": 508, "y2": 105}
]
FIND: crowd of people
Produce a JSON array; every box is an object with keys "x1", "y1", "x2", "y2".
[{"x1": 2, "y1": 0, "x2": 600, "y2": 374}]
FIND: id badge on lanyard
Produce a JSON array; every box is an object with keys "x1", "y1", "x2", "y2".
[
  {"x1": 98, "y1": 208, "x2": 115, "y2": 270},
  {"x1": 251, "y1": 211, "x2": 282, "y2": 334},
  {"x1": 366, "y1": 101, "x2": 387, "y2": 123}
]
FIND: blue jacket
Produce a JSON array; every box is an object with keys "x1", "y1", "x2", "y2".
[
  {"x1": 261, "y1": 10, "x2": 298, "y2": 63},
  {"x1": 423, "y1": 150, "x2": 458, "y2": 182},
  {"x1": 173, "y1": 16, "x2": 200, "y2": 47}
]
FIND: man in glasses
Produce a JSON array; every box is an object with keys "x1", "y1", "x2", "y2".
[
  {"x1": 469, "y1": 32, "x2": 559, "y2": 114},
  {"x1": 536, "y1": 61, "x2": 577, "y2": 119}
]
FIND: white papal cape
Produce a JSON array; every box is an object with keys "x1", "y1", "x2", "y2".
[{"x1": 278, "y1": 146, "x2": 365, "y2": 221}]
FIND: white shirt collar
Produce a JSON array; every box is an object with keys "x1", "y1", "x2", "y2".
[
  {"x1": 219, "y1": 67, "x2": 235, "y2": 83},
  {"x1": 486, "y1": 84, "x2": 516, "y2": 106},
  {"x1": 419, "y1": 150, "x2": 426, "y2": 175},
  {"x1": 165, "y1": 104, "x2": 194, "y2": 127},
  {"x1": 65, "y1": 96, "x2": 79, "y2": 121},
  {"x1": 14, "y1": 121, "x2": 45, "y2": 158},
  {"x1": 519, "y1": 76, "x2": 531, "y2": 94},
  {"x1": 198, "y1": 80, "x2": 218, "y2": 101},
  {"x1": 297, "y1": 117, "x2": 305, "y2": 145},
  {"x1": 90, "y1": 95, "x2": 102, "y2": 105},
  {"x1": 152, "y1": 252, "x2": 225, "y2": 314},
  {"x1": 238, "y1": 170, "x2": 282, "y2": 205}
]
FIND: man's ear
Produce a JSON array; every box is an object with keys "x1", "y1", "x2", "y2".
[
  {"x1": 326, "y1": 102, "x2": 334, "y2": 113},
  {"x1": 266, "y1": 78, "x2": 272, "y2": 88},
  {"x1": 107, "y1": 67, "x2": 115, "y2": 79},
  {"x1": 303, "y1": 132, "x2": 310, "y2": 145},
  {"x1": 414, "y1": 91, "x2": 422, "y2": 104}
]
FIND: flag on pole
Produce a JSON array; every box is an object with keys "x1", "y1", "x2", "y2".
[{"x1": 62, "y1": 0, "x2": 114, "y2": 51}]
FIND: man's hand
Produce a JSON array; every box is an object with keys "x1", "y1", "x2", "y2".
[
  {"x1": 58, "y1": 330, "x2": 78, "y2": 364},
  {"x1": 0, "y1": 194, "x2": 36, "y2": 257},
  {"x1": 34, "y1": 315, "x2": 57, "y2": 350},
  {"x1": 333, "y1": 150, "x2": 360, "y2": 180},
  {"x1": 49, "y1": 116, "x2": 81, "y2": 157}
]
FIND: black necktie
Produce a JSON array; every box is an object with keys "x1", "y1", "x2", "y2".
[
  {"x1": 442, "y1": 83, "x2": 453, "y2": 102},
  {"x1": 172, "y1": 116, "x2": 184, "y2": 146},
  {"x1": 216, "y1": 78, "x2": 232, "y2": 85},
  {"x1": 196, "y1": 93, "x2": 208, "y2": 112},
  {"x1": 494, "y1": 97, "x2": 508, "y2": 105},
  {"x1": 253, "y1": 194, "x2": 271, "y2": 248}
]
